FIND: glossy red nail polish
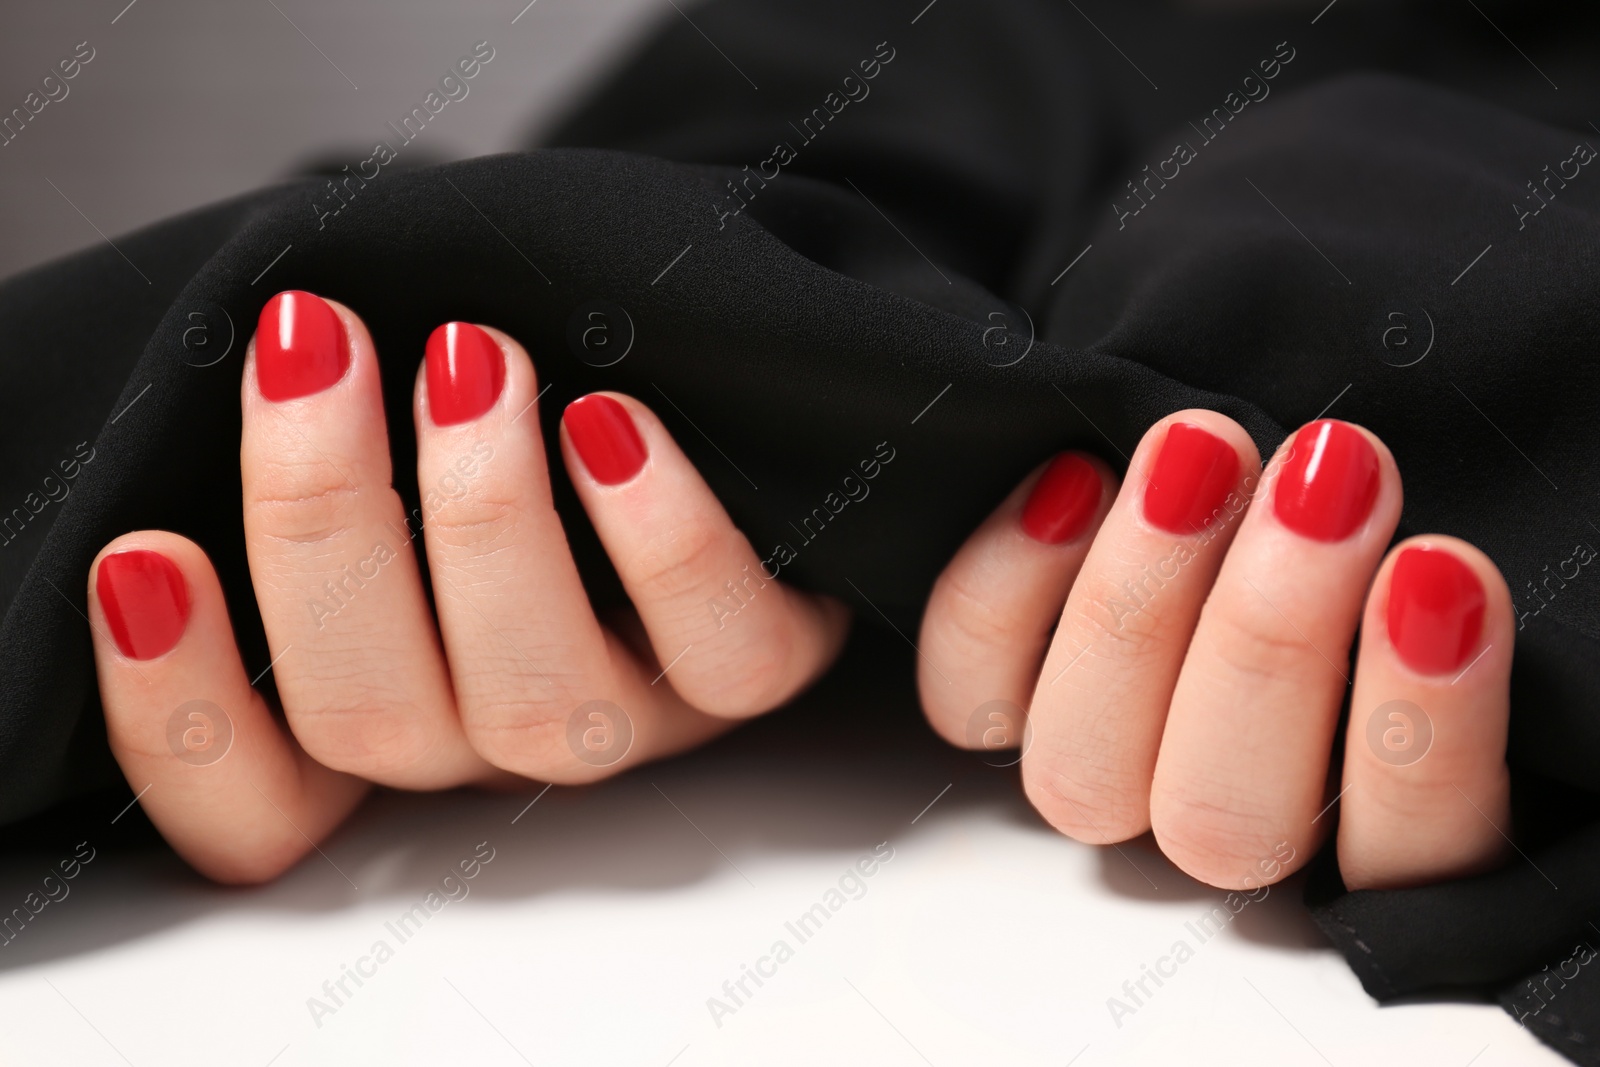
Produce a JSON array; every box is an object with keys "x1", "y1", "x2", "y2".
[
  {"x1": 255, "y1": 290, "x2": 348, "y2": 401},
  {"x1": 564, "y1": 394, "x2": 648, "y2": 485},
  {"x1": 1021, "y1": 453, "x2": 1101, "y2": 544},
  {"x1": 1142, "y1": 422, "x2": 1240, "y2": 535},
  {"x1": 1387, "y1": 545, "x2": 1486, "y2": 675},
  {"x1": 425, "y1": 322, "x2": 505, "y2": 426},
  {"x1": 1273, "y1": 420, "x2": 1380, "y2": 542},
  {"x1": 96, "y1": 550, "x2": 190, "y2": 660}
]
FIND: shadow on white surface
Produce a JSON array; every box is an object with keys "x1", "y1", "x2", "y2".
[{"x1": 0, "y1": 630, "x2": 1559, "y2": 1065}]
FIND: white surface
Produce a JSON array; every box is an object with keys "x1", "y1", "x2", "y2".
[{"x1": 0, "y1": 701, "x2": 1560, "y2": 1067}]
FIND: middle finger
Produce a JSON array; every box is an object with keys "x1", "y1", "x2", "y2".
[
  {"x1": 1151, "y1": 419, "x2": 1399, "y2": 888},
  {"x1": 242, "y1": 291, "x2": 492, "y2": 788}
]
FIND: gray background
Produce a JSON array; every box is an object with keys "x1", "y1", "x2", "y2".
[{"x1": 0, "y1": 0, "x2": 672, "y2": 282}]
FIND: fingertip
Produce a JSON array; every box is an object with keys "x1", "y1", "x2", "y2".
[
  {"x1": 561, "y1": 391, "x2": 650, "y2": 487},
  {"x1": 316, "y1": 296, "x2": 368, "y2": 349},
  {"x1": 91, "y1": 528, "x2": 206, "y2": 573},
  {"x1": 1133, "y1": 410, "x2": 1261, "y2": 537},
  {"x1": 466, "y1": 322, "x2": 530, "y2": 365},
  {"x1": 421, "y1": 322, "x2": 509, "y2": 428},
  {"x1": 89, "y1": 532, "x2": 207, "y2": 663},
  {"x1": 414, "y1": 321, "x2": 539, "y2": 440},
  {"x1": 1374, "y1": 534, "x2": 1512, "y2": 680},
  {"x1": 1152, "y1": 409, "x2": 1262, "y2": 468},
  {"x1": 1266, "y1": 419, "x2": 1398, "y2": 544},
  {"x1": 246, "y1": 291, "x2": 356, "y2": 403},
  {"x1": 1019, "y1": 451, "x2": 1111, "y2": 546}
]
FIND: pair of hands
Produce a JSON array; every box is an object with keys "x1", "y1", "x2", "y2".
[{"x1": 88, "y1": 291, "x2": 1514, "y2": 893}]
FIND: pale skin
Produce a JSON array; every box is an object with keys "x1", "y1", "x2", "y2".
[{"x1": 88, "y1": 294, "x2": 1514, "y2": 891}]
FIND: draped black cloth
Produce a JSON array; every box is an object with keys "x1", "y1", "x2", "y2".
[{"x1": 2, "y1": 0, "x2": 1598, "y2": 1058}]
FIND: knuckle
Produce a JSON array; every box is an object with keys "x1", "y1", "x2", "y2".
[
  {"x1": 286, "y1": 700, "x2": 442, "y2": 779},
  {"x1": 933, "y1": 568, "x2": 1022, "y2": 651},
  {"x1": 246, "y1": 459, "x2": 369, "y2": 546},
  {"x1": 1063, "y1": 571, "x2": 1180, "y2": 663},
  {"x1": 620, "y1": 517, "x2": 728, "y2": 605},
  {"x1": 462, "y1": 694, "x2": 600, "y2": 783},
  {"x1": 468, "y1": 694, "x2": 570, "y2": 738},
  {"x1": 424, "y1": 489, "x2": 525, "y2": 553},
  {"x1": 1204, "y1": 595, "x2": 1345, "y2": 682},
  {"x1": 1355, "y1": 764, "x2": 1502, "y2": 824}
]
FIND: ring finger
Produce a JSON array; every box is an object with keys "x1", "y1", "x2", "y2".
[{"x1": 1022, "y1": 412, "x2": 1262, "y2": 843}]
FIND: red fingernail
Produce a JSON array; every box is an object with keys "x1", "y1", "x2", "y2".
[
  {"x1": 1021, "y1": 453, "x2": 1101, "y2": 544},
  {"x1": 1142, "y1": 422, "x2": 1240, "y2": 535},
  {"x1": 1387, "y1": 545, "x2": 1486, "y2": 674},
  {"x1": 96, "y1": 550, "x2": 190, "y2": 660},
  {"x1": 564, "y1": 394, "x2": 647, "y2": 485},
  {"x1": 1273, "y1": 420, "x2": 1380, "y2": 542},
  {"x1": 425, "y1": 322, "x2": 505, "y2": 426},
  {"x1": 255, "y1": 290, "x2": 348, "y2": 401}
]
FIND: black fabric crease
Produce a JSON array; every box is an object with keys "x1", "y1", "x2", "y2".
[{"x1": 1, "y1": 0, "x2": 1599, "y2": 1059}]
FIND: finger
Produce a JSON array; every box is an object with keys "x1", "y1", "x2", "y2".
[
  {"x1": 560, "y1": 391, "x2": 851, "y2": 717},
  {"x1": 415, "y1": 324, "x2": 739, "y2": 782},
  {"x1": 242, "y1": 292, "x2": 492, "y2": 788},
  {"x1": 1152, "y1": 419, "x2": 1398, "y2": 889},
  {"x1": 1022, "y1": 412, "x2": 1261, "y2": 843},
  {"x1": 917, "y1": 452, "x2": 1115, "y2": 754},
  {"x1": 1338, "y1": 536, "x2": 1514, "y2": 890},
  {"x1": 88, "y1": 532, "x2": 367, "y2": 884}
]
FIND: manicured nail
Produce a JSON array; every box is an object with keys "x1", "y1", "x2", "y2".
[
  {"x1": 1387, "y1": 545, "x2": 1486, "y2": 674},
  {"x1": 425, "y1": 322, "x2": 505, "y2": 426},
  {"x1": 96, "y1": 550, "x2": 190, "y2": 660},
  {"x1": 1142, "y1": 422, "x2": 1240, "y2": 535},
  {"x1": 564, "y1": 394, "x2": 647, "y2": 485},
  {"x1": 1021, "y1": 453, "x2": 1101, "y2": 544},
  {"x1": 1273, "y1": 420, "x2": 1380, "y2": 542},
  {"x1": 255, "y1": 290, "x2": 348, "y2": 401}
]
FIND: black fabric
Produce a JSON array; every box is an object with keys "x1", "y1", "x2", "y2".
[{"x1": 1, "y1": 0, "x2": 1598, "y2": 1057}]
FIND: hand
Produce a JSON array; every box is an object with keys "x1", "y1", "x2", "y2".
[
  {"x1": 86, "y1": 291, "x2": 850, "y2": 883},
  {"x1": 917, "y1": 410, "x2": 1513, "y2": 891}
]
